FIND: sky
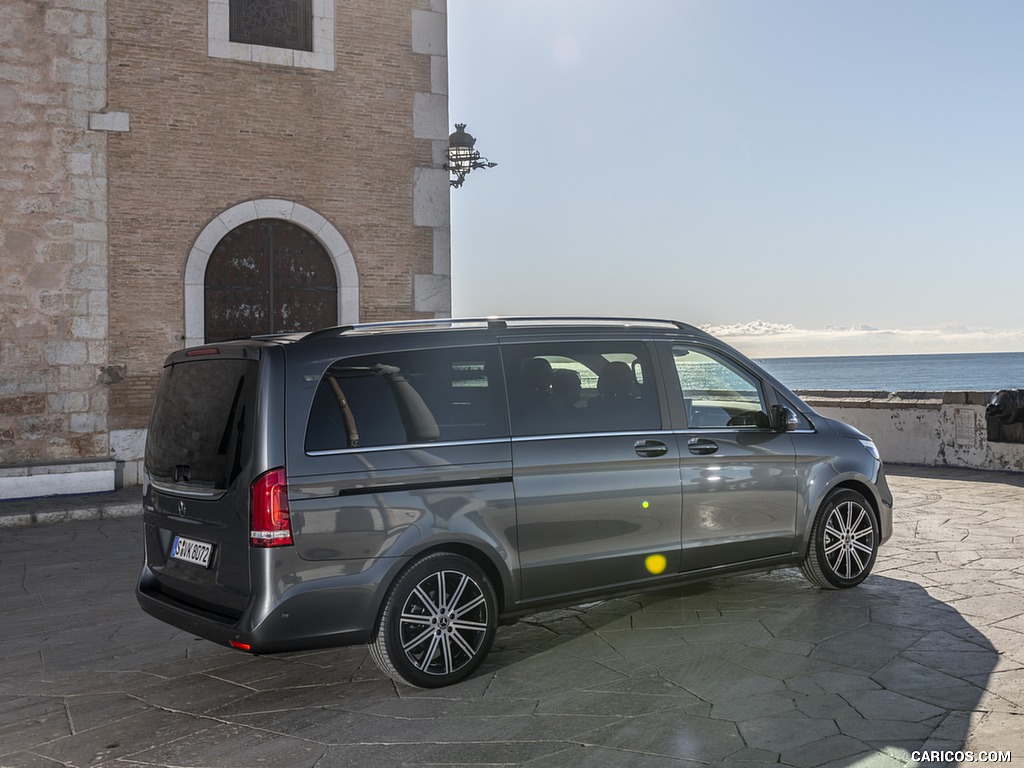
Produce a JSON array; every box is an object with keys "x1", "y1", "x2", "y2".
[{"x1": 446, "y1": 1, "x2": 1024, "y2": 358}]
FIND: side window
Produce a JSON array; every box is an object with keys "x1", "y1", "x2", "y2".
[
  {"x1": 208, "y1": 0, "x2": 335, "y2": 72},
  {"x1": 503, "y1": 341, "x2": 660, "y2": 436},
  {"x1": 673, "y1": 345, "x2": 769, "y2": 429},
  {"x1": 305, "y1": 347, "x2": 506, "y2": 452},
  {"x1": 230, "y1": 0, "x2": 313, "y2": 51}
]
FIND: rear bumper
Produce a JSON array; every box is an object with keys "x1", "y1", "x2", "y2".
[{"x1": 136, "y1": 564, "x2": 383, "y2": 653}]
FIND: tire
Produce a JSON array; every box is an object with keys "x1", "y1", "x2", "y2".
[
  {"x1": 800, "y1": 488, "x2": 879, "y2": 589},
  {"x1": 369, "y1": 552, "x2": 497, "y2": 688}
]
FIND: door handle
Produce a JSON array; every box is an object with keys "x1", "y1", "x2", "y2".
[
  {"x1": 688, "y1": 438, "x2": 719, "y2": 456},
  {"x1": 634, "y1": 439, "x2": 668, "y2": 457}
]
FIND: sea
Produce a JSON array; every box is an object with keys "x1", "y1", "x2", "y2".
[{"x1": 754, "y1": 351, "x2": 1024, "y2": 393}]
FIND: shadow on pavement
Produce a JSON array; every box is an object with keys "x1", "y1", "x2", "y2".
[{"x1": 466, "y1": 569, "x2": 997, "y2": 767}]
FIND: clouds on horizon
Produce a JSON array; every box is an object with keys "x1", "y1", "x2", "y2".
[{"x1": 703, "y1": 321, "x2": 1024, "y2": 358}]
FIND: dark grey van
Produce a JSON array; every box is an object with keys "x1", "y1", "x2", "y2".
[{"x1": 137, "y1": 317, "x2": 893, "y2": 687}]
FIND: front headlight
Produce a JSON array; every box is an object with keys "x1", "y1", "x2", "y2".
[{"x1": 859, "y1": 438, "x2": 880, "y2": 461}]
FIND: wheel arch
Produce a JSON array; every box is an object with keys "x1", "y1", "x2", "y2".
[
  {"x1": 370, "y1": 539, "x2": 516, "y2": 633},
  {"x1": 798, "y1": 472, "x2": 883, "y2": 557},
  {"x1": 828, "y1": 479, "x2": 882, "y2": 526}
]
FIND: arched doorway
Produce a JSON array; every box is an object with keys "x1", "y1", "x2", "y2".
[
  {"x1": 204, "y1": 219, "x2": 337, "y2": 342},
  {"x1": 183, "y1": 200, "x2": 359, "y2": 347}
]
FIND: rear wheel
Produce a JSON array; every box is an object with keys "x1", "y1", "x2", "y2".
[
  {"x1": 369, "y1": 553, "x2": 497, "y2": 688},
  {"x1": 801, "y1": 489, "x2": 879, "y2": 589}
]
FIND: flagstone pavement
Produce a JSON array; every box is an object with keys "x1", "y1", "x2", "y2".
[{"x1": 1, "y1": 466, "x2": 1023, "y2": 767}]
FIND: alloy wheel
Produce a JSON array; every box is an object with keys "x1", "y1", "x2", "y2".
[
  {"x1": 822, "y1": 499, "x2": 876, "y2": 581},
  {"x1": 398, "y1": 569, "x2": 490, "y2": 677}
]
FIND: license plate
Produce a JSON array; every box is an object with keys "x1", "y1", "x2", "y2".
[{"x1": 170, "y1": 535, "x2": 213, "y2": 568}]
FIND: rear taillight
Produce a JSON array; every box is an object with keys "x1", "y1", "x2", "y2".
[{"x1": 250, "y1": 467, "x2": 293, "y2": 547}]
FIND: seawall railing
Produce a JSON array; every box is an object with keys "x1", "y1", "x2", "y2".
[{"x1": 799, "y1": 390, "x2": 1023, "y2": 472}]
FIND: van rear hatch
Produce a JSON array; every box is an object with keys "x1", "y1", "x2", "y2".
[{"x1": 140, "y1": 347, "x2": 261, "y2": 620}]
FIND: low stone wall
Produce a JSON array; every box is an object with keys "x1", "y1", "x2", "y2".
[{"x1": 800, "y1": 390, "x2": 1024, "y2": 472}]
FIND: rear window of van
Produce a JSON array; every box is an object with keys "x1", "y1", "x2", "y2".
[{"x1": 146, "y1": 358, "x2": 259, "y2": 491}]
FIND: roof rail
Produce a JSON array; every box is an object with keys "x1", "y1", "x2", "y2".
[{"x1": 301, "y1": 316, "x2": 691, "y2": 341}]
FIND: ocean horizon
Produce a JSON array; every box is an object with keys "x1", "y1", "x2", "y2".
[{"x1": 755, "y1": 350, "x2": 1024, "y2": 393}]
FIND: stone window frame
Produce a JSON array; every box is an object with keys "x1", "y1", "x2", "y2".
[
  {"x1": 208, "y1": 0, "x2": 335, "y2": 71},
  {"x1": 184, "y1": 200, "x2": 358, "y2": 348}
]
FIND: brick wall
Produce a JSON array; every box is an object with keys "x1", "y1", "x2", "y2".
[
  {"x1": 0, "y1": 0, "x2": 111, "y2": 465},
  {"x1": 105, "y1": 0, "x2": 440, "y2": 429},
  {"x1": 1, "y1": 0, "x2": 449, "y2": 485}
]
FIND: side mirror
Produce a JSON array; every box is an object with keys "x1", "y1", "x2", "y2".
[{"x1": 770, "y1": 404, "x2": 799, "y2": 432}]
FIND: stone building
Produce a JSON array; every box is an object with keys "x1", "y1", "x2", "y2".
[{"x1": 1, "y1": 0, "x2": 451, "y2": 499}]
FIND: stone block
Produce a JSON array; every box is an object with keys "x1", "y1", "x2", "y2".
[
  {"x1": 58, "y1": 365, "x2": 95, "y2": 390},
  {"x1": 17, "y1": 414, "x2": 65, "y2": 441},
  {"x1": 3, "y1": 341, "x2": 44, "y2": 366},
  {"x1": 414, "y1": 273, "x2": 451, "y2": 315},
  {"x1": 70, "y1": 38, "x2": 105, "y2": 64},
  {"x1": 0, "y1": 394, "x2": 46, "y2": 417},
  {"x1": 70, "y1": 315, "x2": 106, "y2": 339},
  {"x1": 52, "y1": 58, "x2": 90, "y2": 86},
  {"x1": 431, "y1": 55, "x2": 447, "y2": 96},
  {"x1": 57, "y1": 0, "x2": 106, "y2": 13},
  {"x1": 413, "y1": 92, "x2": 447, "y2": 140},
  {"x1": 110, "y1": 427, "x2": 146, "y2": 461},
  {"x1": 46, "y1": 341, "x2": 88, "y2": 365},
  {"x1": 45, "y1": 9, "x2": 88, "y2": 36},
  {"x1": 70, "y1": 411, "x2": 104, "y2": 433},
  {"x1": 70, "y1": 90, "x2": 106, "y2": 113},
  {"x1": 69, "y1": 264, "x2": 105, "y2": 289},
  {"x1": 413, "y1": 167, "x2": 450, "y2": 227},
  {"x1": 252, "y1": 44, "x2": 294, "y2": 68},
  {"x1": 433, "y1": 227, "x2": 451, "y2": 275},
  {"x1": 72, "y1": 222, "x2": 107, "y2": 242},
  {"x1": 48, "y1": 391, "x2": 89, "y2": 413},
  {"x1": 27, "y1": 263, "x2": 65, "y2": 290},
  {"x1": 88, "y1": 111, "x2": 129, "y2": 132},
  {"x1": 43, "y1": 219, "x2": 75, "y2": 238},
  {"x1": 412, "y1": 10, "x2": 446, "y2": 56},
  {"x1": 2, "y1": 58, "x2": 44, "y2": 85},
  {"x1": 42, "y1": 241, "x2": 76, "y2": 262},
  {"x1": 86, "y1": 340, "x2": 107, "y2": 363}
]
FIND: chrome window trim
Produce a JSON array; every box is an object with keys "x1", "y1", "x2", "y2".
[
  {"x1": 673, "y1": 427, "x2": 817, "y2": 436},
  {"x1": 306, "y1": 437, "x2": 511, "y2": 456},
  {"x1": 305, "y1": 430, "x2": 685, "y2": 456},
  {"x1": 511, "y1": 429, "x2": 676, "y2": 443}
]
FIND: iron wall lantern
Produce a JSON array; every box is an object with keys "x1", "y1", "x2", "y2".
[{"x1": 446, "y1": 123, "x2": 497, "y2": 188}]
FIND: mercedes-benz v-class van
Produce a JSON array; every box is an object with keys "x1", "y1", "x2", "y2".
[{"x1": 137, "y1": 317, "x2": 893, "y2": 687}]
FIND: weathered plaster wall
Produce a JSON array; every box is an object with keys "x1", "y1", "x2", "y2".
[{"x1": 802, "y1": 391, "x2": 1024, "y2": 472}]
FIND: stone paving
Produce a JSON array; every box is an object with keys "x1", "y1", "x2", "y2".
[{"x1": 1, "y1": 467, "x2": 1023, "y2": 767}]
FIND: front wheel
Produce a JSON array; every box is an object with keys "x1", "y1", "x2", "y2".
[
  {"x1": 369, "y1": 553, "x2": 497, "y2": 688},
  {"x1": 800, "y1": 489, "x2": 879, "y2": 589}
]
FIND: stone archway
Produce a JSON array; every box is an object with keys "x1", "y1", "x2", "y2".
[
  {"x1": 184, "y1": 200, "x2": 358, "y2": 347},
  {"x1": 204, "y1": 219, "x2": 336, "y2": 342}
]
